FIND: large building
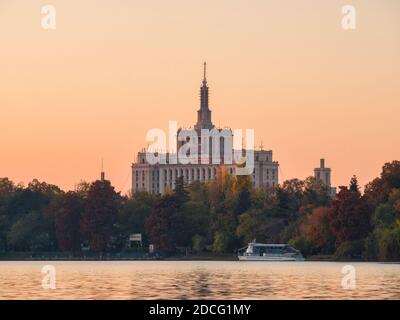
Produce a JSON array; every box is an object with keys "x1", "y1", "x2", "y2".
[{"x1": 131, "y1": 63, "x2": 279, "y2": 194}]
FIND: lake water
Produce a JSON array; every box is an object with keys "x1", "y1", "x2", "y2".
[{"x1": 0, "y1": 261, "x2": 399, "y2": 299}]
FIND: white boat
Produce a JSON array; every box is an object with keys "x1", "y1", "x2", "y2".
[{"x1": 237, "y1": 240, "x2": 305, "y2": 261}]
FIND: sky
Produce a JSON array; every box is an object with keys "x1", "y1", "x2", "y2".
[{"x1": 0, "y1": 0, "x2": 399, "y2": 193}]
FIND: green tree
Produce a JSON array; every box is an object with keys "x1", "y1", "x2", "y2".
[
  {"x1": 192, "y1": 234, "x2": 206, "y2": 253},
  {"x1": 302, "y1": 177, "x2": 331, "y2": 209},
  {"x1": 349, "y1": 175, "x2": 360, "y2": 192},
  {"x1": 116, "y1": 192, "x2": 156, "y2": 243},
  {"x1": 234, "y1": 175, "x2": 252, "y2": 215},
  {"x1": 174, "y1": 176, "x2": 189, "y2": 204},
  {"x1": 277, "y1": 179, "x2": 304, "y2": 211},
  {"x1": 328, "y1": 187, "x2": 371, "y2": 246},
  {"x1": 55, "y1": 192, "x2": 84, "y2": 253},
  {"x1": 144, "y1": 194, "x2": 181, "y2": 255},
  {"x1": 4, "y1": 179, "x2": 61, "y2": 251},
  {"x1": 7, "y1": 211, "x2": 50, "y2": 251},
  {"x1": 212, "y1": 231, "x2": 234, "y2": 253},
  {"x1": 179, "y1": 200, "x2": 211, "y2": 247},
  {"x1": 365, "y1": 161, "x2": 400, "y2": 205},
  {"x1": 335, "y1": 240, "x2": 364, "y2": 260},
  {"x1": 0, "y1": 178, "x2": 18, "y2": 250},
  {"x1": 210, "y1": 209, "x2": 238, "y2": 253},
  {"x1": 80, "y1": 180, "x2": 119, "y2": 252},
  {"x1": 236, "y1": 211, "x2": 260, "y2": 244},
  {"x1": 372, "y1": 203, "x2": 396, "y2": 227},
  {"x1": 288, "y1": 236, "x2": 312, "y2": 257},
  {"x1": 300, "y1": 207, "x2": 335, "y2": 254},
  {"x1": 377, "y1": 222, "x2": 400, "y2": 261}
]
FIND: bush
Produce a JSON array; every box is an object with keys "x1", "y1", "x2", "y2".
[
  {"x1": 363, "y1": 233, "x2": 378, "y2": 260},
  {"x1": 334, "y1": 240, "x2": 364, "y2": 260},
  {"x1": 288, "y1": 236, "x2": 312, "y2": 257},
  {"x1": 192, "y1": 234, "x2": 206, "y2": 253},
  {"x1": 377, "y1": 224, "x2": 400, "y2": 261}
]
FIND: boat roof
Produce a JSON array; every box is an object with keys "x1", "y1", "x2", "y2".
[{"x1": 249, "y1": 243, "x2": 290, "y2": 247}]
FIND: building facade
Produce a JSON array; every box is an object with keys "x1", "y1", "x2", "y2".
[{"x1": 132, "y1": 63, "x2": 279, "y2": 194}]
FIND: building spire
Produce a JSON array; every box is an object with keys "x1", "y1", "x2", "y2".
[
  {"x1": 195, "y1": 62, "x2": 214, "y2": 130},
  {"x1": 200, "y1": 61, "x2": 209, "y2": 109}
]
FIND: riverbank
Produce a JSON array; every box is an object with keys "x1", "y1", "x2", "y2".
[
  {"x1": 0, "y1": 252, "x2": 379, "y2": 262},
  {"x1": 0, "y1": 251, "x2": 237, "y2": 261}
]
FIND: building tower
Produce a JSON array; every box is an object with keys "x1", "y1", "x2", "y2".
[
  {"x1": 194, "y1": 62, "x2": 214, "y2": 130},
  {"x1": 314, "y1": 159, "x2": 330, "y2": 187},
  {"x1": 314, "y1": 158, "x2": 336, "y2": 198}
]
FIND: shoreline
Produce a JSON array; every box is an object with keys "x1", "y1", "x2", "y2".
[
  {"x1": 0, "y1": 257, "x2": 386, "y2": 263},
  {"x1": 0, "y1": 252, "x2": 392, "y2": 263}
]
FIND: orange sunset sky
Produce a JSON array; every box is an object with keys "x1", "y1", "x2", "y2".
[{"x1": 0, "y1": 0, "x2": 399, "y2": 193}]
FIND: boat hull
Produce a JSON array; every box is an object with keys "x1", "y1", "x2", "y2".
[{"x1": 238, "y1": 255, "x2": 304, "y2": 261}]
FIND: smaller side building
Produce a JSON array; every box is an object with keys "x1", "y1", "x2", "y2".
[{"x1": 314, "y1": 158, "x2": 337, "y2": 198}]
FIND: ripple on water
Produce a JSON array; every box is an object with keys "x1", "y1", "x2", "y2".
[{"x1": 0, "y1": 261, "x2": 399, "y2": 299}]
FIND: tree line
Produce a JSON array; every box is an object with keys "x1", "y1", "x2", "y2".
[{"x1": 0, "y1": 160, "x2": 399, "y2": 260}]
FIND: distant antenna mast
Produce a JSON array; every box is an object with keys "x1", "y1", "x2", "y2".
[{"x1": 101, "y1": 158, "x2": 105, "y2": 181}]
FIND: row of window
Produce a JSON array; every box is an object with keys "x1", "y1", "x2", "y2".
[{"x1": 134, "y1": 167, "x2": 235, "y2": 182}]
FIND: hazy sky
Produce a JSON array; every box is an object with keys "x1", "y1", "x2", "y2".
[{"x1": 1, "y1": 0, "x2": 399, "y2": 193}]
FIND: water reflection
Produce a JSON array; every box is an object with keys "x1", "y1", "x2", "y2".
[{"x1": 0, "y1": 261, "x2": 399, "y2": 299}]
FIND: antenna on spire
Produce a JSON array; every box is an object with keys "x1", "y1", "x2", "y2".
[
  {"x1": 101, "y1": 158, "x2": 105, "y2": 181},
  {"x1": 203, "y1": 61, "x2": 207, "y2": 81},
  {"x1": 260, "y1": 139, "x2": 264, "y2": 150}
]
